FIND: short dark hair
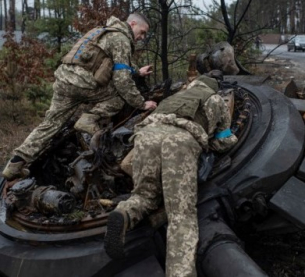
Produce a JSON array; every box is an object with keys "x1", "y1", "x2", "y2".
[{"x1": 127, "y1": 13, "x2": 150, "y2": 28}]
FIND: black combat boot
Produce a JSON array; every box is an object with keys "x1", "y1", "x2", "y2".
[{"x1": 104, "y1": 209, "x2": 130, "y2": 259}]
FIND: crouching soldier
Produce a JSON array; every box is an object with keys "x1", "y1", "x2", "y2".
[{"x1": 104, "y1": 74, "x2": 238, "y2": 277}]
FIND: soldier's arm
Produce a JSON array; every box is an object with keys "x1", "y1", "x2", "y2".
[
  {"x1": 204, "y1": 94, "x2": 238, "y2": 152},
  {"x1": 104, "y1": 34, "x2": 146, "y2": 109},
  {"x1": 130, "y1": 60, "x2": 153, "y2": 77}
]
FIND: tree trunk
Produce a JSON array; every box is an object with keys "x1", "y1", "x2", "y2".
[
  {"x1": 220, "y1": 0, "x2": 234, "y2": 44},
  {"x1": 290, "y1": 0, "x2": 295, "y2": 33},
  {"x1": 8, "y1": 0, "x2": 15, "y2": 30},
  {"x1": 21, "y1": 0, "x2": 28, "y2": 33},
  {"x1": 34, "y1": 0, "x2": 40, "y2": 19},
  {"x1": 159, "y1": 0, "x2": 169, "y2": 81},
  {"x1": 0, "y1": 0, "x2": 3, "y2": 30},
  {"x1": 296, "y1": 0, "x2": 304, "y2": 33},
  {"x1": 4, "y1": 0, "x2": 7, "y2": 30},
  {"x1": 42, "y1": 0, "x2": 45, "y2": 18}
]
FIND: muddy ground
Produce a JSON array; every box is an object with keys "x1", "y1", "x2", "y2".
[{"x1": 251, "y1": 56, "x2": 305, "y2": 93}]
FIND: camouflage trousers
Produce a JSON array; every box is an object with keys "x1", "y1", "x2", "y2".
[
  {"x1": 14, "y1": 79, "x2": 125, "y2": 163},
  {"x1": 117, "y1": 123, "x2": 202, "y2": 277}
]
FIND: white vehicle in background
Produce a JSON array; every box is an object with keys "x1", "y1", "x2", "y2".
[{"x1": 287, "y1": 35, "x2": 305, "y2": 52}]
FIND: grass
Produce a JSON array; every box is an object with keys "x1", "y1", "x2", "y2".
[{"x1": 0, "y1": 111, "x2": 42, "y2": 170}]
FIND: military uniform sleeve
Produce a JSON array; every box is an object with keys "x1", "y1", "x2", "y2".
[
  {"x1": 104, "y1": 33, "x2": 145, "y2": 109},
  {"x1": 203, "y1": 94, "x2": 238, "y2": 152},
  {"x1": 131, "y1": 59, "x2": 140, "y2": 76}
]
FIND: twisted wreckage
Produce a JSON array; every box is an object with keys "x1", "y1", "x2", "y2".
[{"x1": 1, "y1": 43, "x2": 305, "y2": 277}]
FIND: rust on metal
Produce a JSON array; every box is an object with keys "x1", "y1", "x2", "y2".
[
  {"x1": 12, "y1": 211, "x2": 109, "y2": 232},
  {"x1": 187, "y1": 54, "x2": 198, "y2": 83}
]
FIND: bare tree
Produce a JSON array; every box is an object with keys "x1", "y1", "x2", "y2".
[
  {"x1": 158, "y1": 0, "x2": 170, "y2": 80},
  {"x1": 4, "y1": 0, "x2": 7, "y2": 30},
  {"x1": 290, "y1": 0, "x2": 296, "y2": 34},
  {"x1": 300, "y1": 1, "x2": 305, "y2": 33},
  {"x1": 136, "y1": 0, "x2": 209, "y2": 81},
  {"x1": 34, "y1": 0, "x2": 41, "y2": 20},
  {"x1": 8, "y1": 0, "x2": 15, "y2": 30},
  {"x1": 0, "y1": 0, "x2": 3, "y2": 30},
  {"x1": 21, "y1": 0, "x2": 29, "y2": 33}
]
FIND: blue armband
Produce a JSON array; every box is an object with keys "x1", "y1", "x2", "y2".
[
  {"x1": 113, "y1": 63, "x2": 136, "y2": 75},
  {"x1": 214, "y1": 128, "x2": 232, "y2": 139}
]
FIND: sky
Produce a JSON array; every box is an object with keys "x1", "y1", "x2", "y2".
[
  {"x1": 13, "y1": 0, "x2": 235, "y2": 12},
  {"x1": 196, "y1": 0, "x2": 234, "y2": 10}
]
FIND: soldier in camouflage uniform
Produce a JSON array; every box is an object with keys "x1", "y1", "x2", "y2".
[
  {"x1": 105, "y1": 74, "x2": 238, "y2": 277},
  {"x1": 2, "y1": 13, "x2": 157, "y2": 182}
]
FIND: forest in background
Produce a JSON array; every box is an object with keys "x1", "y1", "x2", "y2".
[{"x1": 0, "y1": 0, "x2": 304, "y2": 165}]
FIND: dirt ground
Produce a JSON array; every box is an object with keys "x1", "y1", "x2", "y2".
[
  {"x1": 0, "y1": 118, "x2": 41, "y2": 170},
  {"x1": 246, "y1": 231, "x2": 305, "y2": 277},
  {"x1": 251, "y1": 56, "x2": 305, "y2": 93}
]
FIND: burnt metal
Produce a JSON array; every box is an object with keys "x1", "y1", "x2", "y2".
[
  {"x1": 111, "y1": 126, "x2": 134, "y2": 161},
  {"x1": 187, "y1": 53, "x2": 198, "y2": 81},
  {"x1": 114, "y1": 256, "x2": 165, "y2": 277},
  {"x1": 289, "y1": 98, "x2": 305, "y2": 112},
  {"x1": 10, "y1": 178, "x2": 36, "y2": 195},
  {"x1": 198, "y1": 236, "x2": 268, "y2": 277},
  {"x1": 66, "y1": 157, "x2": 92, "y2": 197},
  {"x1": 197, "y1": 198, "x2": 268, "y2": 277},
  {"x1": 0, "y1": 218, "x2": 106, "y2": 241},
  {"x1": 284, "y1": 78, "x2": 299, "y2": 98},
  {"x1": 297, "y1": 157, "x2": 305, "y2": 181},
  {"x1": 12, "y1": 211, "x2": 108, "y2": 232},
  {"x1": 235, "y1": 59, "x2": 251, "y2": 75},
  {"x1": 31, "y1": 186, "x2": 76, "y2": 215},
  {"x1": 0, "y1": 82, "x2": 305, "y2": 277},
  {"x1": 6, "y1": 181, "x2": 76, "y2": 218},
  {"x1": 205, "y1": 84, "x2": 305, "y2": 206},
  {"x1": 5, "y1": 178, "x2": 37, "y2": 214},
  {"x1": 270, "y1": 176, "x2": 305, "y2": 229},
  {"x1": 224, "y1": 75, "x2": 270, "y2": 85}
]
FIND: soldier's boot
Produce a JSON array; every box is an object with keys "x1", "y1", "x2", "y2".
[
  {"x1": 104, "y1": 209, "x2": 130, "y2": 259},
  {"x1": 74, "y1": 113, "x2": 101, "y2": 135},
  {"x1": 2, "y1": 160, "x2": 30, "y2": 181}
]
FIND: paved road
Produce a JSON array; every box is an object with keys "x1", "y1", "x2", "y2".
[{"x1": 263, "y1": 44, "x2": 305, "y2": 69}]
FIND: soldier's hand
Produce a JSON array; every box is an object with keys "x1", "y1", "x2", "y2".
[
  {"x1": 144, "y1": 101, "x2": 157, "y2": 111},
  {"x1": 139, "y1": 65, "x2": 153, "y2": 77}
]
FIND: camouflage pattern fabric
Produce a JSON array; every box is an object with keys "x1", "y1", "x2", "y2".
[
  {"x1": 13, "y1": 16, "x2": 145, "y2": 163},
  {"x1": 116, "y1": 77, "x2": 238, "y2": 276},
  {"x1": 57, "y1": 16, "x2": 145, "y2": 110},
  {"x1": 14, "y1": 79, "x2": 125, "y2": 162},
  {"x1": 204, "y1": 94, "x2": 238, "y2": 152},
  {"x1": 138, "y1": 97, "x2": 237, "y2": 153},
  {"x1": 185, "y1": 76, "x2": 238, "y2": 152},
  {"x1": 117, "y1": 123, "x2": 202, "y2": 277}
]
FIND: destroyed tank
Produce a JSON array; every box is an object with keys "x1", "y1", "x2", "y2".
[{"x1": 0, "y1": 74, "x2": 305, "y2": 277}]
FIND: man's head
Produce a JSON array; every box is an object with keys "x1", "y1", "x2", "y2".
[{"x1": 127, "y1": 13, "x2": 150, "y2": 42}]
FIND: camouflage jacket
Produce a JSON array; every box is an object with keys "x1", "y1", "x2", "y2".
[
  {"x1": 55, "y1": 16, "x2": 145, "y2": 109},
  {"x1": 135, "y1": 76, "x2": 238, "y2": 152}
]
